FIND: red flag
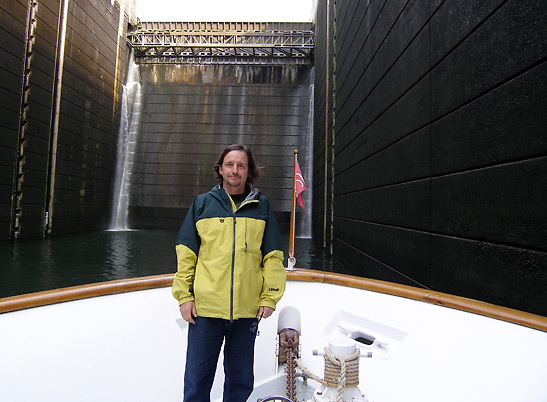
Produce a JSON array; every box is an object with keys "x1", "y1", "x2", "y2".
[{"x1": 295, "y1": 160, "x2": 307, "y2": 210}]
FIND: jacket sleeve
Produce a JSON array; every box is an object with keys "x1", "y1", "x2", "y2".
[
  {"x1": 260, "y1": 249, "x2": 286, "y2": 309},
  {"x1": 259, "y1": 198, "x2": 287, "y2": 309},
  {"x1": 172, "y1": 200, "x2": 201, "y2": 306}
]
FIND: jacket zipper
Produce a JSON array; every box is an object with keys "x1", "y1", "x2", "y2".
[
  {"x1": 228, "y1": 193, "x2": 255, "y2": 321},
  {"x1": 230, "y1": 212, "x2": 236, "y2": 322}
]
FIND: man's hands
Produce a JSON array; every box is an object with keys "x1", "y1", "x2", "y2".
[
  {"x1": 180, "y1": 300, "x2": 197, "y2": 324},
  {"x1": 258, "y1": 306, "x2": 274, "y2": 319}
]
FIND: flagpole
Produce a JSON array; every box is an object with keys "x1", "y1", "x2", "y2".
[{"x1": 287, "y1": 150, "x2": 298, "y2": 270}]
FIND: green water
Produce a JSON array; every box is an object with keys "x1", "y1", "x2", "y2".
[{"x1": 0, "y1": 230, "x2": 344, "y2": 298}]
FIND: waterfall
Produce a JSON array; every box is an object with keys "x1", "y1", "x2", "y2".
[
  {"x1": 297, "y1": 77, "x2": 314, "y2": 239},
  {"x1": 109, "y1": 52, "x2": 142, "y2": 230}
]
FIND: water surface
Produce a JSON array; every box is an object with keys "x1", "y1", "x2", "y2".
[{"x1": 0, "y1": 230, "x2": 345, "y2": 298}]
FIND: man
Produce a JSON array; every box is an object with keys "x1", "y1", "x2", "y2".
[{"x1": 172, "y1": 144, "x2": 287, "y2": 402}]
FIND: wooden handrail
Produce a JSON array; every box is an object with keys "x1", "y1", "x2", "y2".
[
  {"x1": 0, "y1": 274, "x2": 172, "y2": 314},
  {"x1": 289, "y1": 269, "x2": 547, "y2": 332},
  {"x1": 1, "y1": 269, "x2": 546, "y2": 332}
]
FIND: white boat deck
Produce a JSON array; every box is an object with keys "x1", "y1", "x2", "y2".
[{"x1": 1, "y1": 277, "x2": 547, "y2": 401}]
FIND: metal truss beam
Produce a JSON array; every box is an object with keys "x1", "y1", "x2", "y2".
[{"x1": 127, "y1": 22, "x2": 314, "y2": 66}]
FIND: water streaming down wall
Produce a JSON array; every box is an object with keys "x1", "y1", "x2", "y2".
[
  {"x1": 0, "y1": 0, "x2": 132, "y2": 240},
  {"x1": 298, "y1": 77, "x2": 314, "y2": 239},
  {"x1": 110, "y1": 54, "x2": 142, "y2": 230}
]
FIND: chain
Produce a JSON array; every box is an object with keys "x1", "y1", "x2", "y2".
[
  {"x1": 285, "y1": 336, "x2": 297, "y2": 401},
  {"x1": 279, "y1": 329, "x2": 300, "y2": 402}
]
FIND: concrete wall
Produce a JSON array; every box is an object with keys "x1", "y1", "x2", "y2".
[
  {"x1": 314, "y1": 0, "x2": 547, "y2": 315},
  {"x1": 125, "y1": 63, "x2": 314, "y2": 233},
  {"x1": 0, "y1": 0, "x2": 131, "y2": 240}
]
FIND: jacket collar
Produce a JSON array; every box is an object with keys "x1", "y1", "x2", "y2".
[{"x1": 210, "y1": 185, "x2": 260, "y2": 209}]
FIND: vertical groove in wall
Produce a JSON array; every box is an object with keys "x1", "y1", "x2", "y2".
[
  {"x1": 428, "y1": 0, "x2": 433, "y2": 289},
  {"x1": 11, "y1": 0, "x2": 39, "y2": 240},
  {"x1": 323, "y1": 0, "x2": 330, "y2": 249},
  {"x1": 329, "y1": 0, "x2": 337, "y2": 255},
  {"x1": 112, "y1": 0, "x2": 126, "y2": 123},
  {"x1": 44, "y1": 0, "x2": 69, "y2": 236}
]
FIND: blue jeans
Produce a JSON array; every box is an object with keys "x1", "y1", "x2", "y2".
[{"x1": 183, "y1": 316, "x2": 258, "y2": 402}]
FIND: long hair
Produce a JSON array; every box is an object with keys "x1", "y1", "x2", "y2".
[{"x1": 213, "y1": 144, "x2": 261, "y2": 186}]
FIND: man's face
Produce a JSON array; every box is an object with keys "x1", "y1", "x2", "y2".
[{"x1": 219, "y1": 150, "x2": 249, "y2": 194}]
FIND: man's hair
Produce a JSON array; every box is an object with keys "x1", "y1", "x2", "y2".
[{"x1": 213, "y1": 144, "x2": 261, "y2": 185}]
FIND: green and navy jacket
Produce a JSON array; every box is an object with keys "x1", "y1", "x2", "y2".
[{"x1": 172, "y1": 185, "x2": 286, "y2": 320}]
